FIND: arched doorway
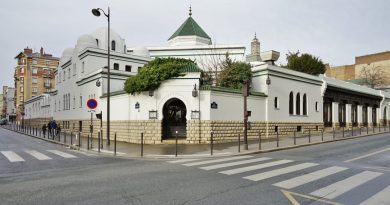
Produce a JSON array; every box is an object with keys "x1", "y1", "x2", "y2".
[{"x1": 162, "y1": 98, "x2": 187, "y2": 139}]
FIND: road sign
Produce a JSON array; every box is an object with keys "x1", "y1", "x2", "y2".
[{"x1": 87, "y1": 99, "x2": 98, "y2": 110}]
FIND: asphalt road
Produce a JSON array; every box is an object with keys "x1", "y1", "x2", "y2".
[{"x1": 0, "y1": 127, "x2": 389, "y2": 205}]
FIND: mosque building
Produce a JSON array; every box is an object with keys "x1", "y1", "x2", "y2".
[{"x1": 23, "y1": 7, "x2": 390, "y2": 144}]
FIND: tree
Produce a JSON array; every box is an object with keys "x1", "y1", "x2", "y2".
[
  {"x1": 124, "y1": 58, "x2": 194, "y2": 94},
  {"x1": 359, "y1": 65, "x2": 387, "y2": 88},
  {"x1": 218, "y1": 62, "x2": 252, "y2": 89},
  {"x1": 285, "y1": 51, "x2": 325, "y2": 75}
]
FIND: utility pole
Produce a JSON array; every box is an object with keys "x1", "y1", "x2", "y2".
[{"x1": 242, "y1": 80, "x2": 249, "y2": 150}]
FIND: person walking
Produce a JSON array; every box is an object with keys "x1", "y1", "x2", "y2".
[
  {"x1": 42, "y1": 124, "x2": 47, "y2": 138},
  {"x1": 52, "y1": 121, "x2": 58, "y2": 139},
  {"x1": 48, "y1": 121, "x2": 52, "y2": 139}
]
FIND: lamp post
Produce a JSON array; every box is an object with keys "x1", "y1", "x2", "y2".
[{"x1": 92, "y1": 7, "x2": 111, "y2": 145}]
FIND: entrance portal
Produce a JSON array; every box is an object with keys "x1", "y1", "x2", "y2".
[{"x1": 162, "y1": 98, "x2": 187, "y2": 139}]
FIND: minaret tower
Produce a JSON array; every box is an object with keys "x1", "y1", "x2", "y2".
[{"x1": 246, "y1": 33, "x2": 262, "y2": 62}]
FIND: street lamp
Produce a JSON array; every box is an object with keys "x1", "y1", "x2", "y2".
[{"x1": 92, "y1": 7, "x2": 111, "y2": 145}]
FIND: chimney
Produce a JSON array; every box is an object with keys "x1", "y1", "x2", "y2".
[
  {"x1": 40, "y1": 47, "x2": 44, "y2": 55},
  {"x1": 24, "y1": 47, "x2": 32, "y2": 54}
]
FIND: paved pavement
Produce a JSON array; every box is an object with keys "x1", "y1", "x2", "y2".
[{"x1": 0, "y1": 126, "x2": 389, "y2": 204}]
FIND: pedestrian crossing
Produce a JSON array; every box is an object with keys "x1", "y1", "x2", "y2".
[
  {"x1": 168, "y1": 155, "x2": 389, "y2": 204},
  {"x1": 0, "y1": 149, "x2": 80, "y2": 162}
]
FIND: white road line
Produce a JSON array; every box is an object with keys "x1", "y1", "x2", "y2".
[
  {"x1": 243, "y1": 163, "x2": 319, "y2": 181},
  {"x1": 168, "y1": 158, "x2": 203, "y2": 163},
  {"x1": 273, "y1": 166, "x2": 348, "y2": 189},
  {"x1": 219, "y1": 159, "x2": 293, "y2": 175},
  {"x1": 344, "y1": 147, "x2": 390, "y2": 163},
  {"x1": 1, "y1": 151, "x2": 25, "y2": 162},
  {"x1": 46, "y1": 150, "x2": 78, "y2": 158},
  {"x1": 25, "y1": 150, "x2": 52, "y2": 160},
  {"x1": 182, "y1": 155, "x2": 253, "y2": 166},
  {"x1": 200, "y1": 157, "x2": 271, "y2": 170},
  {"x1": 310, "y1": 171, "x2": 383, "y2": 199},
  {"x1": 69, "y1": 150, "x2": 98, "y2": 157},
  {"x1": 360, "y1": 185, "x2": 390, "y2": 205}
]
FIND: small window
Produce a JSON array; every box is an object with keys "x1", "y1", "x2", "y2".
[
  {"x1": 82, "y1": 62, "x2": 85, "y2": 73},
  {"x1": 125, "y1": 65, "x2": 132, "y2": 72},
  {"x1": 274, "y1": 97, "x2": 279, "y2": 109},
  {"x1": 297, "y1": 126, "x2": 302, "y2": 132},
  {"x1": 32, "y1": 87, "x2": 38, "y2": 93},
  {"x1": 80, "y1": 95, "x2": 82, "y2": 108},
  {"x1": 275, "y1": 126, "x2": 278, "y2": 133},
  {"x1": 111, "y1": 40, "x2": 116, "y2": 51},
  {"x1": 315, "y1": 102, "x2": 319, "y2": 112},
  {"x1": 32, "y1": 60, "x2": 37, "y2": 65},
  {"x1": 32, "y1": 77, "x2": 38, "y2": 84},
  {"x1": 96, "y1": 39, "x2": 99, "y2": 46},
  {"x1": 114, "y1": 63, "x2": 119, "y2": 70},
  {"x1": 20, "y1": 68, "x2": 24, "y2": 74},
  {"x1": 32, "y1": 68, "x2": 38, "y2": 74}
]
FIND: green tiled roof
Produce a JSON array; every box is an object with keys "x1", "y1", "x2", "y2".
[
  {"x1": 168, "y1": 17, "x2": 211, "y2": 40},
  {"x1": 200, "y1": 85, "x2": 267, "y2": 97},
  {"x1": 179, "y1": 63, "x2": 202, "y2": 73}
]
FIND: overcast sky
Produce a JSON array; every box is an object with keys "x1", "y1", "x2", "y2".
[{"x1": 1, "y1": 0, "x2": 389, "y2": 89}]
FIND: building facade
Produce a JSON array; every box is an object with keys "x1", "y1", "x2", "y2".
[
  {"x1": 2, "y1": 86, "x2": 16, "y2": 122},
  {"x1": 14, "y1": 47, "x2": 59, "y2": 123}
]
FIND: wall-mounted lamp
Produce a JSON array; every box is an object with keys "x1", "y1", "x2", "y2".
[
  {"x1": 149, "y1": 110, "x2": 157, "y2": 119},
  {"x1": 211, "y1": 102, "x2": 218, "y2": 109},
  {"x1": 96, "y1": 79, "x2": 101, "y2": 87},
  {"x1": 192, "y1": 84, "x2": 198, "y2": 98},
  {"x1": 266, "y1": 75, "x2": 271, "y2": 85},
  {"x1": 148, "y1": 89, "x2": 154, "y2": 97},
  {"x1": 191, "y1": 110, "x2": 200, "y2": 119},
  {"x1": 135, "y1": 102, "x2": 140, "y2": 109}
]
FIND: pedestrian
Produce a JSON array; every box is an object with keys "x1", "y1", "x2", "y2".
[
  {"x1": 47, "y1": 121, "x2": 52, "y2": 139},
  {"x1": 42, "y1": 124, "x2": 47, "y2": 137},
  {"x1": 57, "y1": 125, "x2": 61, "y2": 137},
  {"x1": 52, "y1": 120, "x2": 58, "y2": 139}
]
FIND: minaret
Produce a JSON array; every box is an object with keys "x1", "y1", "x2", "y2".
[{"x1": 246, "y1": 33, "x2": 262, "y2": 62}]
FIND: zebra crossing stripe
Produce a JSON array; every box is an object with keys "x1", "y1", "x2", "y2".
[
  {"x1": 25, "y1": 150, "x2": 52, "y2": 160},
  {"x1": 219, "y1": 159, "x2": 293, "y2": 175},
  {"x1": 243, "y1": 162, "x2": 318, "y2": 181},
  {"x1": 182, "y1": 155, "x2": 253, "y2": 166},
  {"x1": 360, "y1": 185, "x2": 390, "y2": 205},
  {"x1": 168, "y1": 158, "x2": 203, "y2": 164},
  {"x1": 310, "y1": 171, "x2": 382, "y2": 199},
  {"x1": 273, "y1": 166, "x2": 348, "y2": 189},
  {"x1": 200, "y1": 157, "x2": 271, "y2": 170},
  {"x1": 1, "y1": 151, "x2": 25, "y2": 162},
  {"x1": 47, "y1": 150, "x2": 77, "y2": 158}
]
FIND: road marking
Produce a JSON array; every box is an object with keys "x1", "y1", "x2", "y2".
[
  {"x1": 1, "y1": 151, "x2": 25, "y2": 162},
  {"x1": 200, "y1": 157, "x2": 271, "y2": 170},
  {"x1": 25, "y1": 150, "x2": 52, "y2": 160},
  {"x1": 360, "y1": 185, "x2": 390, "y2": 205},
  {"x1": 281, "y1": 189, "x2": 343, "y2": 205},
  {"x1": 168, "y1": 158, "x2": 203, "y2": 163},
  {"x1": 91, "y1": 148, "x2": 126, "y2": 155},
  {"x1": 219, "y1": 159, "x2": 293, "y2": 175},
  {"x1": 274, "y1": 166, "x2": 348, "y2": 189},
  {"x1": 344, "y1": 147, "x2": 390, "y2": 163},
  {"x1": 310, "y1": 171, "x2": 382, "y2": 199},
  {"x1": 244, "y1": 162, "x2": 318, "y2": 181},
  {"x1": 182, "y1": 155, "x2": 253, "y2": 166},
  {"x1": 46, "y1": 150, "x2": 78, "y2": 158}
]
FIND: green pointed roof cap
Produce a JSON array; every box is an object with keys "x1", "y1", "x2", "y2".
[{"x1": 168, "y1": 8, "x2": 211, "y2": 41}]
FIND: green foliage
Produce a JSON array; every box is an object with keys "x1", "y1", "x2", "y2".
[
  {"x1": 124, "y1": 58, "x2": 194, "y2": 94},
  {"x1": 285, "y1": 51, "x2": 325, "y2": 75},
  {"x1": 218, "y1": 62, "x2": 252, "y2": 89}
]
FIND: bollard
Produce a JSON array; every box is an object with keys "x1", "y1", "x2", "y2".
[
  {"x1": 373, "y1": 125, "x2": 376, "y2": 133},
  {"x1": 175, "y1": 131, "x2": 178, "y2": 157},
  {"x1": 87, "y1": 134, "x2": 90, "y2": 150},
  {"x1": 308, "y1": 129, "x2": 311, "y2": 143},
  {"x1": 379, "y1": 123, "x2": 381, "y2": 132},
  {"x1": 333, "y1": 127, "x2": 335, "y2": 140},
  {"x1": 342, "y1": 126, "x2": 345, "y2": 138},
  {"x1": 360, "y1": 126, "x2": 362, "y2": 135},
  {"x1": 114, "y1": 132, "x2": 117, "y2": 156},
  {"x1": 294, "y1": 131, "x2": 297, "y2": 145},
  {"x1": 141, "y1": 132, "x2": 144, "y2": 157},
  {"x1": 70, "y1": 132, "x2": 73, "y2": 145},
  {"x1": 351, "y1": 126, "x2": 353, "y2": 137},
  {"x1": 64, "y1": 132, "x2": 67, "y2": 144},
  {"x1": 367, "y1": 125, "x2": 369, "y2": 135},
  {"x1": 238, "y1": 133, "x2": 241, "y2": 153},
  {"x1": 78, "y1": 132, "x2": 81, "y2": 148},
  {"x1": 321, "y1": 129, "x2": 324, "y2": 141},
  {"x1": 39, "y1": 130, "x2": 41, "y2": 138},
  {"x1": 258, "y1": 132, "x2": 261, "y2": 150},
  {"x1": 277, "y1": 130, "x2": 279, "y2": 147},
  {"x1": 98, "y1": 132, "x2": 101, "y2": 153},
  {"x1": 210, "y1": 131, "x2": 214, "y2": 156}
]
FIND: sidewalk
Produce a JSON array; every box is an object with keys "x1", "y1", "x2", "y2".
[{"x1": 3, "y1": 123, "x2": 389, "y2": 159}]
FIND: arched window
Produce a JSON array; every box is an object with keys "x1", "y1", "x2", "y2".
[
  {"x1": 96, "y1": 39, "x2": 99, "y2": 46},
  {"x1": 111, "y1": 40, "x2": 116, "y2": 51},
  {"x1": 315, "y1": 102, "x2": 319, "y2": 112},
  {"x1": 274, "y1": 97, "x2": 279, "y2": 109},
  {"x1": 303, "y1": 94, "x2": 307, "y2": 115},
  {"x1": 289, "y1": 92, "x2": 294, "y2": 115},
  {"x1": 296, "y1": 93, "x2": 301, "y2": 115}
]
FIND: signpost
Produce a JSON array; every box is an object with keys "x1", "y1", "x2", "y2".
[{"x1": 87, "y1": 99, "x2": 98, "y2": 149}]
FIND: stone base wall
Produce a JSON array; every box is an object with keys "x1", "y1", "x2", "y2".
[{"x1": 22, "y1": 118, "x2": 53, "y2": 129}]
